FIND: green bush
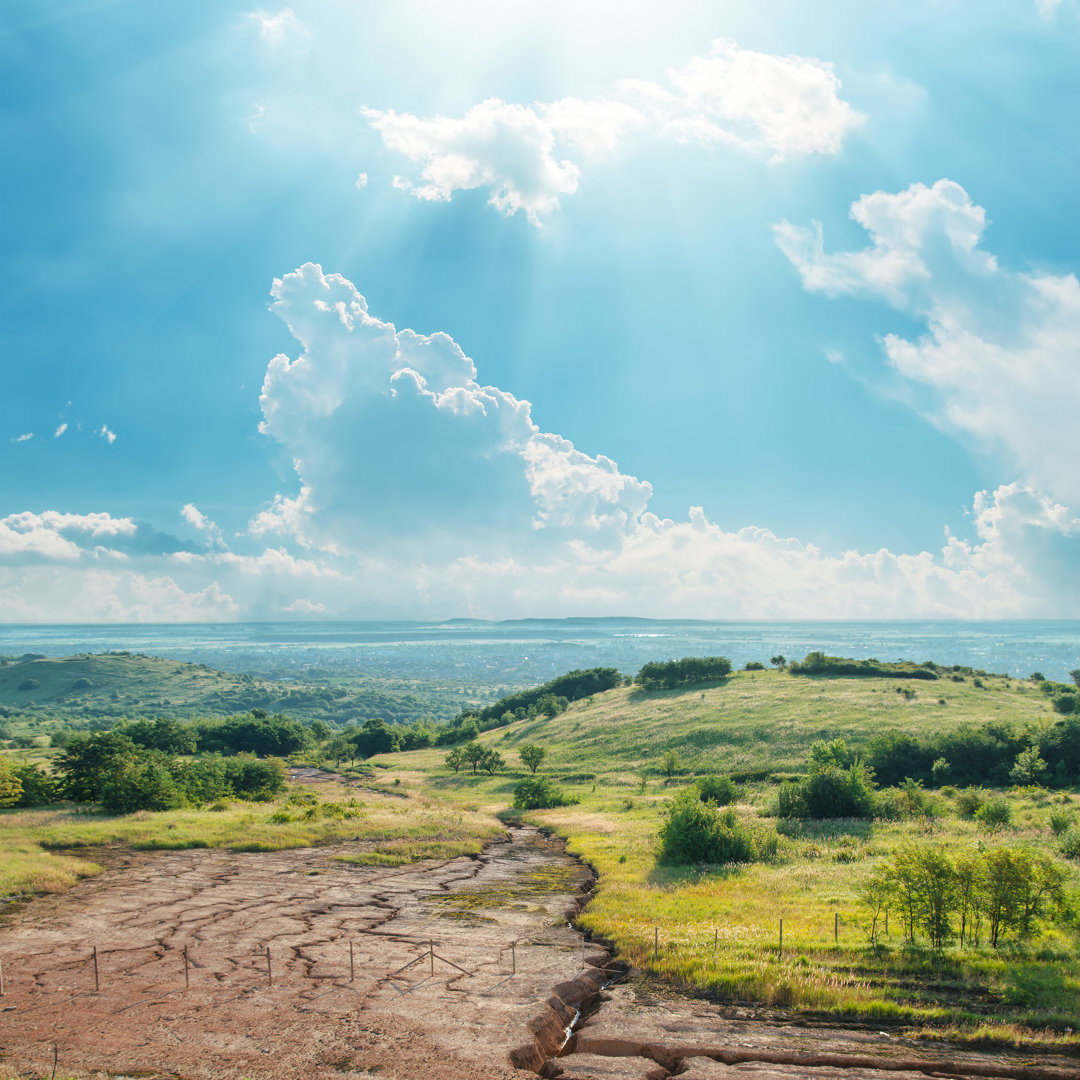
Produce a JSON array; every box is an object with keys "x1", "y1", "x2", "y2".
[
  {"x1": 636, "y1": 656, "x2": 732, "y2": 691},
  {"x1": 697, "y1": 775, "x2": 738, "y2": 806},
  {"x1": 659, "y1": 789, "x2": 775, "y2": 865},
  {"x1": 975, "y1": 795, "x2": 1012, "y2": 827},
  {"x1": 955, "y1": 787, "x2": 985, "y2": 817},
  {"x1": 743, "y1": 661, "x2": 765, "y2": 671},
  {"x1": 512, "y1": 776, "x2": 575, "y2": 810}
]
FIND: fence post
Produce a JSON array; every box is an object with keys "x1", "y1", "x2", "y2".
[{"x1": 92, "y1": 946, "x2": 99, "y2": 993}]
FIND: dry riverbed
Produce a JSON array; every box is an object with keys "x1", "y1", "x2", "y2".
[{"x1": 0, "y1": 820, "x2": 1076, "y2": 1080}]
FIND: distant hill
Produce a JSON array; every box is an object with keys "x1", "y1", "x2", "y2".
[{"x1": 0, "y1": 652, "x2": 449, "y2": 726}]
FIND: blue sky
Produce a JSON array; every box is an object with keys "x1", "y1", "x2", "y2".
[{"x1": 2, "y1": 0, "x2": 1079, "y2": 620}]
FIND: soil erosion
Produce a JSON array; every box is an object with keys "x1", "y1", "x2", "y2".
[{"x1": 1, "y1": 819, "x2": 1077, "y2": 1080}]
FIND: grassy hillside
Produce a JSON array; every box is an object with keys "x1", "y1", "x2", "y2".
[
  {"x1": 475, "y1": 668, "x2": 1056, "y2": 783},
  {"x1": 0, "y1": 652, "x2": 448, "y2": 726},
  {"x1": 369, "y1": 667, "x2": 1080, "y2": 1045}
]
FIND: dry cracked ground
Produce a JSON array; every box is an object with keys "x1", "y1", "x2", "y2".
[{"x1": 0, "y1": 821, "x2": 1077, "y2": 1080}]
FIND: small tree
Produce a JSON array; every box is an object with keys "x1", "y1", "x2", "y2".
[
  {"x1": 445, "y1": 747, "x2": 465, "y2": 773},
  {"x1": 0, "y1": 758, "x2": 23, "y2": 807},
  {"x1": 462, "y1": 741, "x2": 487, "y2": 774},
  {"x1": 519, "y1": 743, "x2": 547, "y2": 775},
  {"x1": 1011, "y1": 745, "x2": 1047, "y2": 786},
  {"x1": 662, "y1": 749, "x2": 679, "y2": 779},
  {"x1": 770, "y1": 655, "x2": 787, "y2": 670},
  {"x1": 478, "y1": 748, "x2": 504, "y2": 776}
]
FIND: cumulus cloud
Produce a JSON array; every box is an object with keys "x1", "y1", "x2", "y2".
[
  {"x1": 181, "y1": 503, "x2": 227, "y2": 549},
  {"x1": 284, "y1": 597, "x2": 326, "y2": 614},
  {"x1": 354, "y1": 171, "x2": 368, "y2": 189},
  {"x1": 98, "y1": 424, "x2": 117, "y2": 444},
  {"x1": 0, "y1": 567, "x2": 239, "y2": 622},
  {"x1": 54, "y1": 422, "x2": 67, "y2": 438},
  {"x1": 365, "y1": 38, "x2": 862, "y2": 222},
  {"x1": 237, "y1": 263, "x2": 1080, "y2": 619},
  {"x1": 775, "y1": 179, "x2": 1080, "y2": 508},
  {"x1": 256, "y1": 263, "x2": 651, "y2": 551}
]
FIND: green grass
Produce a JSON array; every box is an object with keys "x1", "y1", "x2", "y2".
[
  {"x1": 0, "y1": 784, "x2": 503, "y2": 902},
  {"x1": 369, "y1": 670, "x2": 1080, "y2": 1042}
]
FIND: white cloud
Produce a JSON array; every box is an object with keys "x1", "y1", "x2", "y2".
[
  {"x1": 13, "y1": 432, "x2": 33, "y2": 443},
  {"x1": 246, "y1": 7, "x2": 304, "y2": 46},
  {"x1": 0, "y1": 511, "x2": 138, "y2": 562},
  {"x1": 365, "y1": 38, "x2": 862, "y2": 222},
  {"x1": 256, "y1": 263, "x2": 651, "y2": 552},
  {"x1": 0, "y1": 567, "x2": 239, "y2": 622},
  {"x1": 284, "y1": 597, "x2": 326, "y2": 614},
  {"x1": 363, "y1": 100, "x2": 581, "y2": 225},
  {"x1": 240, "y1": 263, "x2": 1080, "y2": 619},
  {"x1": 1036, "y1": 0, "x2": 1064, "y2": 18},
  {"x1": 181, "y1": 503, "x2": 227, "y2": 549},
  {"x1": 98, "y1": 424, "x2": 117, "y2": 444},
  {"x1": 775, "y1": 179, "x2": 1080, "y2": 508},
  {"x1": 54, "y1": 422, "x2": 68, "y2": 438},
  {"x1": 354, "y1": 171, "x2": 368, "y2": 189}
]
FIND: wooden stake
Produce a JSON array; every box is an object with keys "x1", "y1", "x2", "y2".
[
  {"x1": 183, "y1": 946, "x2": 189, "y2": 988},
  {"x1": 51, "y1": 1044, "x2": 58, "y2": 1080},
  {"x1": 349, "y1": 941, "x2": 355, "y2": 982},
  {"x1": 92, "y1": 946, "x2": 99, "y2": 993}
]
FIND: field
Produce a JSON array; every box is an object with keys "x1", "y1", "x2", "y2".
[
  {"x1": 0, "y1": 778, "x2": 503, "y2": 901},
  {"x1": 0, "y1": 651, "x2": 458, "y2": 726},
  {"x1": 370, "y1": 668, "x2": 1080, "y2": 1045}
]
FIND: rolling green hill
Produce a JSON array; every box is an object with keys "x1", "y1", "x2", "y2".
[
  {"x1": 472, "y1": 667, "x2": 1058, "y2": 783},
  {"x1": 0, "y1": 652, "x2": 447, "y2": 726}
]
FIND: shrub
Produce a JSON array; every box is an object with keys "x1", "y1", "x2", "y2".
[
  {"x1": 1049, "y1": 807, "x2": 1075, "y2": 836},
  {"x1": 512, "y1": 776, "x2": 574, "y2": 810},
  {"x1": 1053, "y1": 693, "x2": 1078, "y2": 715},
  {"x1": 697, "y1": 775, "x2": 738, "y2": 806},
  {"x1": 955, "y1": 787, "x2": 986, "y2": 818},
  {"x1": 743, "y1": 661, "x2": 765, "y2": 671},
  {"x1": 975, "y1": 795, "x2": 1012, "y2": 828},
  {"x1": 659, "y1": 789, "x2": 775, "y2": 865},
  {"x1": 17, "y1": 678, "x2": 40, "y2": 692},
  {"x1": 1059, "y1": 828, "x2": 1080, "y2": 860},
  {"x1": 637, "y1": 656, "x2": 732, "y2": 691},
  {"x1": 11, "y1": 762, "x2": 58, "y2": 807},
  {"x1": 1010, "y1": 745, "x2": 1047, "y2": 786}
]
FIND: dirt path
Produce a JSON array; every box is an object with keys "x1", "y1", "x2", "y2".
[{"x1": 0, "y1": 825, "x2": 596, "y2": 1080}]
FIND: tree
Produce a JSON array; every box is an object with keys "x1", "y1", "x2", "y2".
[
  {"x1": 519, "y1": 743, "x2": 547, "y2": 775},
  {"x1": 1070, "y1": 669, "x2": 1080, "y2": 689},
  {"x1": 513, "y1": 776, "x2": 573, "y2": 810},
  {"x1": 100, "y1": 756, "x2": 187, "y2": 814},
  {"x1": 658, "y1": 790, "x2": 772, "y2": 865},
  {"x1": 57, "y1": 731, "x2": 140, "y2": 802},
  {"x1": 0, "y1": 758, "x2": 23, "y2": 807},
  {"x1": 478, "y1": 749, "x2": 504, "y2": 775},
  {"x1": 770, "y1": 655, "x2": 787, "y2": 669},
  {"x1": 351, "y1": 718, "x2": 400, "y2": 759},
  {"x1": 1010, "y1": 744, "x2": 1047, "y2": 786},
  {"x1": 461, "y1": 741, "x2": 487, "y2": 774},
  {"x1": 662, "y1": 749, "x2": 679, "y2": 779},
  {"x1": 445, "y1": 747, "x2": 465, "y2": 773}
]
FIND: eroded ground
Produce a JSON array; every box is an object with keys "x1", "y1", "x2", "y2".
[
  {"x1": 1, "y1": 819, "x2": 1077, "y2": 1080},
  {"x1": 0, "y1": 825, "x2": 593, "y2": 1080}
]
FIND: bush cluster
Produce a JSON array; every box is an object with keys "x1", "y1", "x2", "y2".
[
  {"x1": 636, "y1": 656, "x2": 732, "y2": 691},
  {"x1": 787, "y1": 652, "x2": 939, "y2": 680},
  {"x1": 659, "y1": 789, "x2": 776, "y2": 865},
  {"x1": 512, "y1": 776, "x2": 575, "y2": 810}
]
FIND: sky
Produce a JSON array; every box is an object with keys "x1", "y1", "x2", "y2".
[{"x1": 1, "y1": 0, "x2": 1079, "y2": 621}]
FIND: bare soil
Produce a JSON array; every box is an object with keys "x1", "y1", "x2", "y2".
[
  {"x1": 0, "y1": 824, "x2": 594, "y2": 1080},
  {"x1": 1, "y1": 818, "x2": 1076, "y2": 1080}
]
